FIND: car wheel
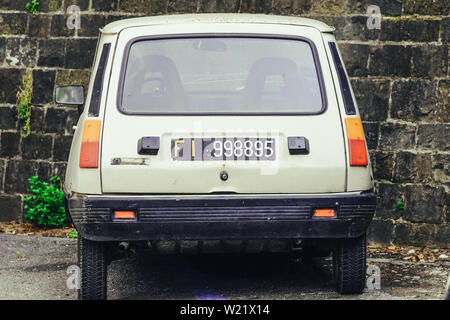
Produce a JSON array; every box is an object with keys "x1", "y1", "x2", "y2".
[
  {"x1": 333, "y1": 233, "x2": 366, "y2": 294},
  {"x1": 78, "y1": 236, "x2": 107, "y2": 300}
]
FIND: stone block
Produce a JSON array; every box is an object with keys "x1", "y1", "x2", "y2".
[
  {"x1": 395, "y1": 223, "x2": 449, "y2": 247},
  {"x1": 0, "y1": 69, "x2": 23, "y2": 104},
  {"x1": 0, "y1": 194, "x2": 23, "y2": 222},
  {"x1": 92, "y1": 0, "x2": 120, "y2": 12},
  {"x1": 39, "y1": 0, "x2": 63, "y2": 12},
  {"x1": 417, "y1": 124, "x2": 450, "y2": 151},
  {"x1": 65, "y1": 39, "x2": 97, "y2": 69},
  {"x1": 56, "y1": 69, "x2": 91, "y2": 88},
  {"x1": 38, "y1": 39, "x2": 66, "y2": 67},
  {"x1": 381, "y1": 18, "x2": 440, "y2": 42},
  {"x1": 45, "y1": 107, "x2": 67, "y2": 134},
  {"x1": 403, "y1": 0, "x2": 449, "y2": 15},
  {"x1": 0, "y1": 106, "x2": 18, "y2": 130},
  {"x1": 339, "y1": 43, "x2": 369, "y2": 77},
  {"x1": 32, "y1": 70, "x2": 56, "y2": 105},
  {"x1": 50, "y1": 14, "x2": 76, "y2": 37},
  {"x1": 239, "y1": 0, "x2": 271, "y2": 13},
  {"x1": 371, "y1": 151, "x2": 394, "y2": 180},
  {"x1": 411, "y1": 45, "x2": 447, "y2": 78},
  {"x1": 403, "y1": 185, "x2": 445, "y2": 224},
  {"x1": 0, "y1": 132, "x2": 21, "y2": 158},
  {"x1": 0, "y1": 38, "x2": 5, "y2": 63},
  {"x1": 53, "y1": 135, "x2": 73, "y2": 161},
  {"x1": 28, "y1": 14, "x2": 52, "y2": 38},
  {"x1": 351, "y1": 79, "x2": 389, "y2": 121},
  {"x1": 443, "y1": 17, "x2": 450, "y2": 42},
  {"x1": 0, "y1": 13, "x2": 27, "y2": 35},
  {"x1": 379, "y1": 123, "x2": 415, "y2": 151},
  {"x1": 310, "y1": 0, "x2": 347, "y2": 14},
  {"x1": 78, "y1": 14, "x2": 108, "y2": 37},
  {"x1": 432, "y1": 154, "x2": 449, "y2": 184},
  {"x1": 63, "y1": 0, "x2": 89, "y2": 11},
  {"x1": 375, "y1": 183, "x2": 404, "y2": 220},
  {"x1": 5, "y1": 38, "x2": 38, "y2": 67},
  {"x1": 368, "y1": 45, "x2": 411, "y2": 77},
  {"x1": 362, "y1": 122, "x2": 379, "y2": 150},
  {"x1": 347, "y1": 0, "x2": 402, "y2": 16},
  {"x1": 390, "y1": 80, "x2": 437, "y2": 122},
  {"x1": 393, "y1": 152, "x2": 432, "y2": 183},
  {"x1": 5, "y1": 160, "x2": 51, "y2": 194},
  {"x1": 0, "y1": 0, "x2": 29, "y2": 11},
  {"x1": 21, "y1": 134, "x2": 53, "y2": 160},
  {"x1": 30, "y1": 107, "x2": 45, "y2": 133},
  {"x1": 271, "y1": 0, "x2": 312, "y2": 15},
  {"x1": 367, "y1": 219, "x2": 395, "y2": 247},
  {"x1": 436, "y1": 80, "x2": 449, "y2": 122},
  {"x1": 120, "y1": 0, "x2": 160, "y2": 14}
]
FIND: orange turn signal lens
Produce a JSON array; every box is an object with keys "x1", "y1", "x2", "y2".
[
  {"x1": 314, "y1": 209, "x2": 335, "y2": 218},
  {"x1": 79, "y1": 120, "x2": 101, "y2": 168},
  {"x1": 345, "y1": 118, "x2": 368, "y2": 166},
  {"x1": 113, "y1": 211, "x2": 136, "y2": 220}
]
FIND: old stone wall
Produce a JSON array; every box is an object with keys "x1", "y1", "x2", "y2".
[{"x1": 0, "y1": 0, "x2": 448, "y2": 246}]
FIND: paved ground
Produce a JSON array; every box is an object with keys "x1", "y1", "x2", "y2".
[{"x1": 0, "y1": 234, "x2": 448, "y2": 300}]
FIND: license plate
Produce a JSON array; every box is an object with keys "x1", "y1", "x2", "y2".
[{"x1": 171, "y1": 138, "x2": 276, "y2": 161}]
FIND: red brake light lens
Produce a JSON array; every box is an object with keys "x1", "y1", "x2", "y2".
[
  {"x1": 79, "y1": 120, "x2": 101, "y2": 168},
  {"x1": 345, "y1": 118, "x2": 368, "y2": 166}
]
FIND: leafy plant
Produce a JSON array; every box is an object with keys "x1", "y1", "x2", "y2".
[
  {"x1": 25, "y1": 0, "x2": 40, "y2": 14},
  {"x1": 24, "y1": 176, "x2": 68, "y2": 229},
  {"x1": 16, "y1": 70, "x2": 33, "y2": 138},
  {"x1": 396, "y1": 200, "x2": 405, "y2": 215},
  {"x1": 68, "y1": 231, "x2": 78, "y2": 239}
]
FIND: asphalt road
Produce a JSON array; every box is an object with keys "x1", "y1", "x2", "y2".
[{"x1": 0, "y1": 234, "x2": 448, "y2": 300}]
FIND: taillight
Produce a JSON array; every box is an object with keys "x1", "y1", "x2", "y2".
[
  {"x1": 345, "y1": 118, "x2": 368, "y2": 166},
  {"x1": 79, "y1": 119, "x2": 101, "y2": 168}
]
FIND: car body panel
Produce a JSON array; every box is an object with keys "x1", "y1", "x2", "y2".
[{"x1": 99, "y1": 23, "x2": 348, "y2": 194}]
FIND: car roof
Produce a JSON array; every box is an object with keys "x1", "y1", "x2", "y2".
[{"x1": 101, "y1": 13, "x2": 335, "y2": 34}]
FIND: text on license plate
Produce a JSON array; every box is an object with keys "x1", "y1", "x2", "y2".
[{"x1": 171, "y1": 138, "x2": 276, "y2": 161}]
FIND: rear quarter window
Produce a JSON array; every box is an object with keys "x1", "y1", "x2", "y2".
[{"x1": 118, "y1": 36, "x2": 326, "y2": 115}]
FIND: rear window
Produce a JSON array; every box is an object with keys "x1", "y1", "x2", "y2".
[{"x1": 119, "y1": 36, "x2": 325, "y2": 115}]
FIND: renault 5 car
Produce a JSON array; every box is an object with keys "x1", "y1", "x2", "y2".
[{"x1": 56, "y1": 14, "x2": 376, "y2": 300}]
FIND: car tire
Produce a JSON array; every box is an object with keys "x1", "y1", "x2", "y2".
[
  {"x1": 78, "y1": 236, "x2": 107, "y2": 300},
  {"x1": 333, "y1": 233, "x2": 366, "y2": 294}
]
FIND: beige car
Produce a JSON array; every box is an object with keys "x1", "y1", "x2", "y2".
[{"x1": 56, "y1": 14, "x2": 376, "y2": 300}]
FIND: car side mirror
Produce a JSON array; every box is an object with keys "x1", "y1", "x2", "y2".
[{"x1": 54, "y1": 85, "x2": 85, "y2": 115}]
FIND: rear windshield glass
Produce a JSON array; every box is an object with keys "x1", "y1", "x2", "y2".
[{"x1": 119, "y1": 37, "x2": 324, "y2": 114}]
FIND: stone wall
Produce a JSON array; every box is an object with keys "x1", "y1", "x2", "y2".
[{"x1": 0, "y1": 0, "x2": 448, "y2": 246}]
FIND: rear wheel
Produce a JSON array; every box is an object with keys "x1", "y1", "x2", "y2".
[
  {"x1": 333, "y1": 234, "x2": 366, "y2": 294},
  {"x1": 78, "y1": 236, "x2": 107, "y2": 300}
]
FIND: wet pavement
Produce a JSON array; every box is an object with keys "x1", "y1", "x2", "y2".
[{"x1": 0, "y1": 234, "x2": 448, "y2": 300}]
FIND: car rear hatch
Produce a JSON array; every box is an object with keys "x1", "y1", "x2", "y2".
[{"x1": 100, "y1": 24, "x2": 347, "y2": 194}]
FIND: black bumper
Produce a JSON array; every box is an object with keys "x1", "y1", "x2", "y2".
[{"x1": 67, "y1": 193, "x2": 376, "y2": 241}]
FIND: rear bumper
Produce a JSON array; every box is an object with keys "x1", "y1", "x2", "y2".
[{"x1": 67, "y1": 193, "x2": 376, "y2": 241}]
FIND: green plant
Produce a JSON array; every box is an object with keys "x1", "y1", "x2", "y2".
[
  {"x1": 68, "y1": 231, "x2": 78, "y2": 239},
  {"x1": 396, "y1": 200, "x2": 405, "y2": 215},
  {"x1": 16, "y1": 251, "x2": 26, "y2": 261},
  {"x1": 16, "y1": 70, "x2": 33, "y2": 138},
  {"x1": 24, "y1": 176, "x2": 68, "y2": 229},
  {"x1": 25, "y1": 0, "x2": 40, "y2": 14}
]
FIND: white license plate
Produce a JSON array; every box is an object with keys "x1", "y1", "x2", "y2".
[{"x1": 171, "y1": 138, "x2": 276, "y2": 161}]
